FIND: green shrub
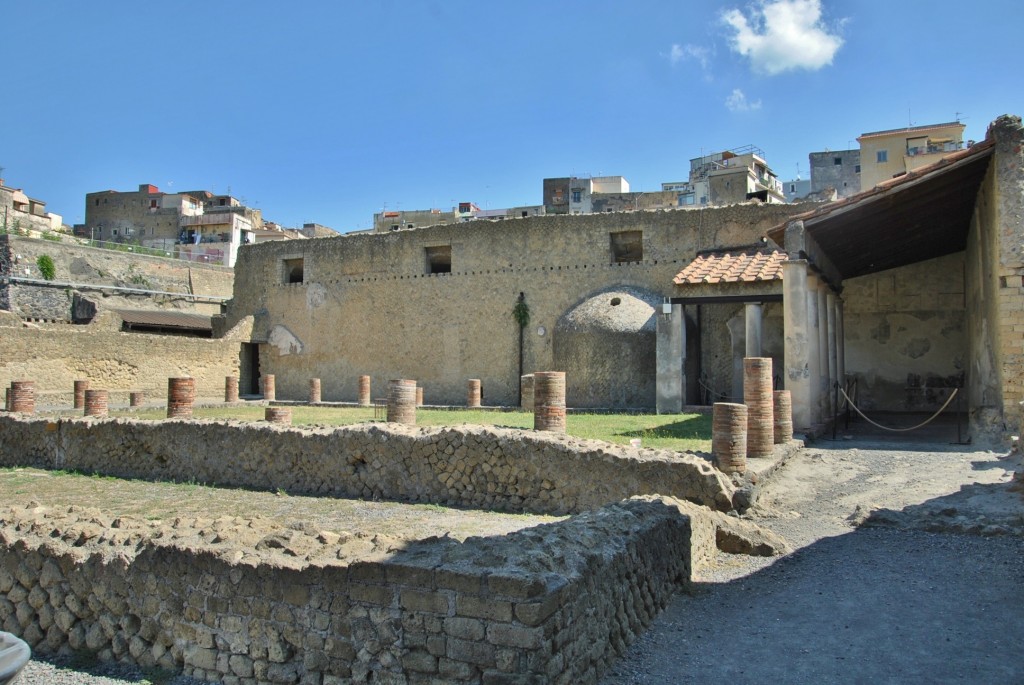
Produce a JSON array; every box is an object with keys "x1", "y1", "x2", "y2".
[{"x1": 37, "y1": 254, "x2": 56, "y2": 280}]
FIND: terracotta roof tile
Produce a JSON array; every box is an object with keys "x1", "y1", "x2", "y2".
[{"x1": 673, "y1": 249, "x2": 788, "y2": 286}]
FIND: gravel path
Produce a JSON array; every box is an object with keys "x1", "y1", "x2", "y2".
[{"x1": 601, "y1": 438, "x2": 1024, "y2": 684}]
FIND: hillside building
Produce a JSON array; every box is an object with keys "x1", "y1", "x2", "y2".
[
  {"x1": 0, "y1": 179, "x2": 63, "y2": 234},
  {"x1": 809, "y1": 149, "x2": 861, "y2": 198},
  {"x1": 84, "y1": 184, "x2": 263, "y2": 267},
  {"x1": 857, "y1": 121, "x2": 966, "y2": 189}
]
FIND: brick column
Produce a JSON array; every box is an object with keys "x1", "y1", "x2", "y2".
[
  {"x1": 533, "y1": 372, "x2": 566, "y2": 432},
  {"x1": 467, "y1": 379, "x2": 482, "y2": 408},
  {"x1": 387, "y1": 379, "x2": 417, "y2": 425},
  {"x1": 167, "y1": 377, "x2": 195, "y2": 419}
]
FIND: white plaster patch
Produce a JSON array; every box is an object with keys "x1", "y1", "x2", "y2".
[
  {"x1": 306, "y1": 283, "x2": 326, "y2": 310},
  {"x1": 268, "y1": 325, "x2": 304, "y2": 356}
]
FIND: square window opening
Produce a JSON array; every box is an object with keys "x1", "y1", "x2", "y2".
[
  {"x1": 282, "y1": 257, "x2": 304, "y2": 284},
  {"x1": 610, "y1": 230, "x2": 643, "y2": 263},
  {"x1": 425, "y1": 245, "x2": 452, "y2": 274}
]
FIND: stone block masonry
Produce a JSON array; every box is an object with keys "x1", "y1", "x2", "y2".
[
  {"x1": 0, "y1": 314, "x2": 251, "y2": 406},
  {"x1": 0, "y1": 415, "x2": 736, "y2": 514},
  {"x1": 0, "y1": 496, "x2": 716, "y2": 684}
]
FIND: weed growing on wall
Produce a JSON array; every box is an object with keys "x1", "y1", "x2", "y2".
[{"x1": 37, "y1": 254, "x2": 56, "y2": 280}]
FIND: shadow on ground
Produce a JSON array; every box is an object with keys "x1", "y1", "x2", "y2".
[{"x1": 603, "y1": 526, "x2": 1024, "y2": 684}]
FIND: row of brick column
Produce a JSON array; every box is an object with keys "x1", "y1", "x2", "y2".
[{"x1": 712, "y1": 357, "x2": 794, "y2": 474}]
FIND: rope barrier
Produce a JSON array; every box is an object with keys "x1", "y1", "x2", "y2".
[{"x1": 838, "y1": 386, "x2": 958, "y2": 433}]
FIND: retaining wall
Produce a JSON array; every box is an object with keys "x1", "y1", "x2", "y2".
[
  {"x1": 0, "y1": 315, "x2": 251, "y2": 404},
  {"x1": 0, "y1": 415, "x2": 735, "y2": 514},
  {"x1": 0, "y1": 497, "x2": 715, "y2": 684}
]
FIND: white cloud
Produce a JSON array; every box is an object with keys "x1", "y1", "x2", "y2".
[
  {"x1": 722, "y1": 0, "x2": 843, "y2": 75},
  {"x1": 670, "y1": 43, "x2": 711, "y2": 70},
  {"x1": 725, "y1": 88, "x2": 762, "y2": 112}
]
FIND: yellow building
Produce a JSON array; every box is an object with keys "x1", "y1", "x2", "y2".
[{"x1": 857, "y1": 121, "x2": 966, "y2": 189}]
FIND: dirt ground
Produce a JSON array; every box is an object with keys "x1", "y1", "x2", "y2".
[{"x1": 601, "y1": 433, "x2": 1024, "y2": 684}]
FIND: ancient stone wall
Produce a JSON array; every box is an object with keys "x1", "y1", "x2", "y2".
[
  {"x1": 224, "y1": 204, "x2": 803, "y2": 407},
  {"x1": 0, "y1": 234, "x2": 232, "y2": 321},
  {"x1": 0, "y1": 316, "x2": 250, "y2": 404},
  {"x1": 0, "y1": 497, "x2": 713, "y2": 684},
  {"x1": 0, "y1": 415, "x2": 735, "y2": 514},
  {"x1": 842, "y1": 253, "x2": 967, "y2": 411}
]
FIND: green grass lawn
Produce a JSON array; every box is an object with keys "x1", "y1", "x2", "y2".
[{"x1": 115, "y1": 405, "x2": 712, "y2": 453}]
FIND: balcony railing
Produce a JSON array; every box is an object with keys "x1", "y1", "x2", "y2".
[{"x1": 906, "y1": 141, "x2": 963, "y2": 157}]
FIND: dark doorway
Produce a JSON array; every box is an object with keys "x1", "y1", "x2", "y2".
[{"x1": 240, "y1": 343, "x2": 262, "y2": 395}]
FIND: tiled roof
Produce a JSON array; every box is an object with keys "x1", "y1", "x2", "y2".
[
  {"x1": 673, "y1": 249, "x2": 788, "y2": 285},
  {"x1": 115, "y1": 309, "x2": 213, "y2": 331}
]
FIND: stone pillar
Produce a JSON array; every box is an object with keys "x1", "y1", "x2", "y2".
[
  {"x1": 387, "y1": 379, "x2": 417, "y2": 425},
  {"x1": 84, "y1": 389, "x2": 109, "y2": 417},
  {"x1": 167, "y1": 377, "x2": 195, "y2": 419},
  {"x1": 265, "y1": 407, "x2": 292, "y2": 425},
  {"x1": 743, "y1": 358, "x2": 774, "y2": 458},
  {"x1": 129, "y1": 391, "x2": 145, "y2": 409},
  {"x1": 713, "y1": 402, "x2": 747, "y2": 474},
  {"x1": 520, "y1": 374, "x2": 535, "y2": 411},
  {"x1": 818, "y1": 285, "x2": 830, "y2": 419},
  {"x1": 745, "y1": 303, "x2": 763, "y2": 358},
  {"x1": 826, "y1": 292, "x2": 838, "y2": 420},
  {"x1": 225, "y1": 376, "x2": 239, "y2": 403},
  {"x1": 782, "y1": 259, "x2": 812, "y2": 431},
  {"x1": 773, "y1": 390, "x2": 793, "y2": 444},
  {"x1": 806, "y1": 276, "x2": 822, "y2": 426},
  {"x1": 9, "y1": 381, "x2": 35, "y2": 414},
  {"x1": 262, "y1": 374, "x2": 276, "y2": 402},
  {"x1": 358, "y1": 375, "x2": 371, "y2": 406},
  {"x1": 73, "y1": 380, "x2": 89, "y2": 410},
  {"x1": 467, "y1": 379, "x2": 482, "y2": 408},
  {"x1": 656, "y1": 303, "x2": 684, "y2": 414},
  {"x1": 416, "y1": 386, "x2": 423, "y2": 407},
  {"x1": 836, "y1": 298, "x2": 846, "y2": 396},
  {"x1": 533, "y1": 371, "x2": 567, "y2": 433},
  {"x1": 309, "y1": 378, "x2": 321, "y2": 404}
]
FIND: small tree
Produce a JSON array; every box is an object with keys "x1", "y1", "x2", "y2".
[{"x1": 37, "y1": 254, "x2": 56, "y2": 280}]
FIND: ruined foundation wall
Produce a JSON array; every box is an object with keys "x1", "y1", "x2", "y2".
[
  {"x1": 0, "y1": 235, "x2": 233, "y2": 321},
  {"x1": 842, "y1": 253, "x2": 967, "y2": 411},
  {"x1": 226, "y1": 205, "x2": 803, "y2": 407},
  {"x1": 0, "y1": 319, "x2": 247, "y2": 404},
  {"x1": 0, "y1": 498, "x2": 715, "y2": 684},
  {"x1": 0, "y1": 415, "x2": 735, "y2": 514}
]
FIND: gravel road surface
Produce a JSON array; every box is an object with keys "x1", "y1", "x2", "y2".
[{"x1": 601, "y1": 437, "x2": 1024, "y2": 684}]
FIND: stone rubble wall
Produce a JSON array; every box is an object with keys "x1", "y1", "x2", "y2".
[
  {"x1": 0, "y1": 234, "x2": 233, "y2": 321},
  {"x1": 0, "y1": 315, "x2": 251, "y2": 405},
  {"x1": 0, "y1": 497, "x2": 716, "y2": 684},
  {"x1": 0, "y1": 415, "x2": 736, "y2": 514}
]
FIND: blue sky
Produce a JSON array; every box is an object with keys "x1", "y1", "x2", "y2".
[{"x1": 2, "y1": 0, "x2": 1021, "y2": 233}]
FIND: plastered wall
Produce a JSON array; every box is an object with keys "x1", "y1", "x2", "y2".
[
  {"x1": 224, "y1": 205, "x2": 803, "y2": 407},
  {"x1": 842, "y1": 253, "x2": 966, "y2": 411}
]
